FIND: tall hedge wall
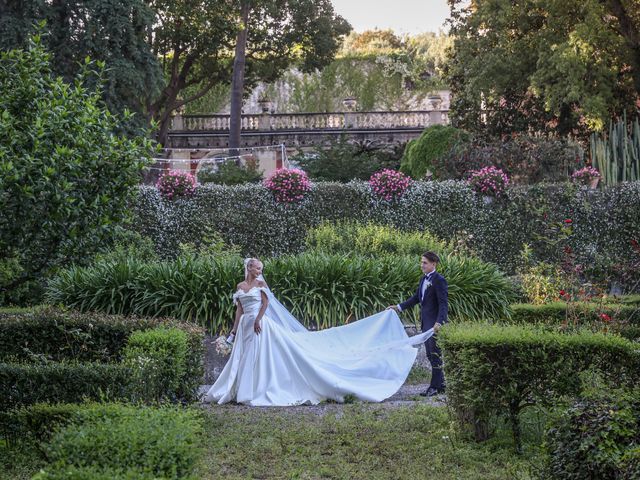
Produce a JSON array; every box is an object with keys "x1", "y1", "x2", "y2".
[{"x1": 133, "y1": 181, "x2": 640, "y2": 276}]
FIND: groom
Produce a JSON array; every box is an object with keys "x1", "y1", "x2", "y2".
[{"x1": 388, "y1": 251, "x2": 448, "y2": 397}]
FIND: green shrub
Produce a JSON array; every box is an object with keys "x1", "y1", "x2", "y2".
[
  {"x1": 0, "y1": 362, "x2": 132, "y2": 410},
  {"x1": 33, "y1": 467, "x2": 164, "y2": 480},
  {"x1": 400, "y1": 125, "x2": 470, "y2": 178},
  {"x1": 0, "y1": 402, "x2": 81, "y2": 445},
  {"x1": 131, "y1": 181, "x2": 640, "y2": 285},
  {"x1": 0, "y1": 308, "x2": 204, "y2": 380},
  {"x1": 543, "y1": 394, "x2": 640, "y2": 479},
  {"x1": 508, "y1": 302, "x2": 640, "y2": 341},
  {"x1": 439, "y1": 323, "x2": 640, "y2": 450},
  {"x1": 295, "y1": 137, "x2": 403, "y2": 182},
  {"x1": 431, "y1": 135, "x2": 584, "y2": 183},
  {"x1": 123, "y1": 328, "x2": 189, "y2": 402},
  {"x1": 0, "y1": 35, "x2": 154, "y2": 302},
  {"x1": 38, "y1": 403, "x2": 202, "y2": 479},
  {"x1": 197, "y1": 158, "x2": 263, "y2": 185},
  {"x1": 0, "y1": 309, "x2": 204, "y2": 405},
  {"x1": 0, "y1": 307, "x2": 154, "y2": 362},
  {"x1": 305, "y1": 221, "x2": 451, "y2": 256},
  {"x1": 48, "y1": 253, "x2": 515, "y2": 332}
]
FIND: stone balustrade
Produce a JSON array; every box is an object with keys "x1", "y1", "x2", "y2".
[{"x1": 171, "y1": 110, "x2": 448, "y2": 132}]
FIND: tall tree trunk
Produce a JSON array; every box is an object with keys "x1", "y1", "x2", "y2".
[
  {"x1": 606, "y1": 0, "x2": 640, "y2": 97},
  {"x1": 229, "y1": 1, "x2": 251, "y2": 154}
]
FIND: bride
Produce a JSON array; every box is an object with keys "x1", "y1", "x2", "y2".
[{"x1": 204, "y1": 258, "x2": 433, "y2": 406}]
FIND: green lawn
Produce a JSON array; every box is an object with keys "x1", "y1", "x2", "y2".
[
  {"x1": 1, "y1": 404, "x2": 543, "y2": 480},
  {"x1": 197, "y1": 404, "x2": 542, "y2": 480}
]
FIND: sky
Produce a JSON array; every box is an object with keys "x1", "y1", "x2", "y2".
[{"x1": 330, "y1": 0, "x2": 451, "y2": 35}]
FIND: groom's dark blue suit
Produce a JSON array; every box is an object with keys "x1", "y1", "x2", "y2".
[{"x1": 399, "y1": 271, "x2": 448, "y2": 391}]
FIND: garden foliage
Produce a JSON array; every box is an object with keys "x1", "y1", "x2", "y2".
[
  {"x1": 295, "y1": 137, "x2": 403, "y2": 182},
  {"x1": 439, "y1": 324, "x2": 640, "y2": 450},
  {"x1": 543, "y1": 394, "x2": 640, "y2": 479},
  {"x1": 0, "y1": 35, "x2": 154, "y2": 302},
  {"x1": 47, "y1": 253, "x2": 515, "y2": 333},
  {"x1": 24, "y1": 403, "x2": 204, "y2": 479},
  {"x1": 133, "y1": 181, "x2": 640, "y2": 283},
  {"x1": 400, "y1": 125, "x2": 470, "y2": 178},
  {"x1": 0, "y1": 308, "x2": 204, "y2": 408}
]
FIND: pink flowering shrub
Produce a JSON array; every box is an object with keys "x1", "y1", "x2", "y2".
[
  {"x1": 156, "y1": 170, "x2": 196, "y2": 200},
  {"x1": 369, "y1": 169, "x2": 412, "y2": 201},
  {"x1": 467, "y1": 166, "x2": 509, "y2": 197},
  {"x1": 571, "y1": 166, "x2": 601, "y2": 185},
  {"x1": 263, "y1": 168, "x2": 312, "y2": 203}
]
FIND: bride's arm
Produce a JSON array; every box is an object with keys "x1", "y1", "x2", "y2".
[
  {"x1": 254, "y1": 289, "x2": 269, "y2": 334},
  {"x1": 231, "y1": 302, "x2": 244, "y2": 335}
]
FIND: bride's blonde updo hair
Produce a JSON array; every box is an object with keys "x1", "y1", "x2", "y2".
[{"x1": 243, "y1": 257, "x2": 261, "y2": 280}]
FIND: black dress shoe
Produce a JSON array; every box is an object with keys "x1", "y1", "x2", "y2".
[{"x1": 420, "y1": 387, "x2": 445, "y2": 397}]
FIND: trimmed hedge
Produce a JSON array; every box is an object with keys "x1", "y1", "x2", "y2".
[
  {"x1": 132, "y1": 181, "x2": 640, "y2": 279},
  {"x1": 47, "y1": 253, "x2": 516, "y2": 332},
  {"x1": 0, "y1": 308, "x2": 204, "y2": 403},
  {"x1": 123, "y1": 328, "x2": 189, "y2": 402},
  {"x1": 9, "y1": 403, "x2": 203, "y2": 480},
  {"x1": 42, "y1": 405, "x2": 202, "y2": 479},
  {"x1": 0, "y1": 362, "x2": 131, "y2": 411},
  {"x1": 508, "y1": 302, "x2": 640, "y2": 340},
  {"x1": 439, "y1": 324, "x2": 640, "y2": 450},
  {"x1": 543, "y1": 394, "x2": 640, "y2": 479}
]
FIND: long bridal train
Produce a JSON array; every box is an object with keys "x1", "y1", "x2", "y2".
[{"x1": 204, "y1": 287, "x2": 433, "y2": 407}]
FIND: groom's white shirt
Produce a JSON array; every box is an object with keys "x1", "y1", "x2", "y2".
[{"x1": 397, "y1": 272, "x2": 433, "y2": 311}]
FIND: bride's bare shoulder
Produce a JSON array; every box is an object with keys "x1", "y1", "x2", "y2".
[
  {"x1": 257, "y1": 280, "x2": 268, "y2": 288},
  {"x1": 237, "y1": 281, "x2": 248, "y2": 290}
]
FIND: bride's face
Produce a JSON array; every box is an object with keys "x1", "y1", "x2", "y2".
[{"x1": 248, "y1": 260, "x2": 263, "y2": 278}]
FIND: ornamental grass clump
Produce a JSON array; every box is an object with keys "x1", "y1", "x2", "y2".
[
  {"x1": 369, "y1": 169, "x2": 412, "y2": 201},
  {"x1": 156, "y1": 170, "x2": 196, "y2": 200},
  {"x1": 467, "y1": 166, "x2": 509, "y2": 197},
  {"x1": 263, "y1": 168, "x2": 311, "y2": 203}
]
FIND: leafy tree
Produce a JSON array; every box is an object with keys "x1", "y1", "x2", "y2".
[
  {"x1": 0, "y1": 0, "x2": 162, "y2": 131},
  {"x1": 400, "y1": 125, "x2": 470, "y2": 179},
  {"x1": 341, "y1": 29, "x2": 404, "y2": 55},
  {"x1": 446, "y1": 0, "x2": 640, "y2": 136},
  {"x1": 197, "y1": 159, "x2": 263, "y2": 185},
  {"x1": 228, "y1": 0, "x2": 351, "y2": 149},
  {"x1": 295, "y1": 138, "x2": 403, "y2": 182},
  {"x1": 145, "y1": 0, "x2": 237, "y2": 145},
  {"x1": 0, "y1": 35, "x2": 154, "y2": 300},
  {"x1": 262, "y1": 31, "x2": 452, "y2": 113}
]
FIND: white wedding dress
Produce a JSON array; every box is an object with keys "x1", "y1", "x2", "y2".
[{"x1": 204, "y1": 286, "x2": 433, "y2": 406}]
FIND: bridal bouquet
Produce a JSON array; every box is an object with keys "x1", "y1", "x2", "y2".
[{"x1": 214, "y1": 336, "x2": 232, "y2": 356}]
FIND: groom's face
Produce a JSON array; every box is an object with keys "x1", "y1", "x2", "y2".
[{"x1": 420, "y1": 256, "x2": 436, "y2": 275}]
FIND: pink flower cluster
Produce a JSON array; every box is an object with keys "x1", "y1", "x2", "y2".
[
  {"x1": 156, "y1": 170, "x2": 196, "y2": 200},
  {"x1": 467, "y1": 166, "x2": 509, "y2": 197},
  {"x1": 263, "y1": 168, "x2": 312, "y2": 203},
  {"x1": 369, "y1": 169, "x2": 412, "y2": 201},
  {"x1": 571, "y1": 166, "x2": 601, "y2": 182}
]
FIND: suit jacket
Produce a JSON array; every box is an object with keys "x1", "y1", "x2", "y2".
[{"x1": 399, "y1": 271, "x2": 448, "y2": 331}]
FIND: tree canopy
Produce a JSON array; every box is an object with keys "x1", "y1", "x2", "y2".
[
  {"x1": 0, "y1": 34, "x2": 154, "y2": 299},
  {"x1": 446, "y1": 0, "x2": 640, "y2": 136},
  {"x1": 0, "y1": 0, "x2": 162, "y2": 131}
]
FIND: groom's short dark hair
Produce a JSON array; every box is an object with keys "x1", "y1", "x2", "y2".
[{"x1": 422, "y1": 251, "x2": 440, "y2": 263}]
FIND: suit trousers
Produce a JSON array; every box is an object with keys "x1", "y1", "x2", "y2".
[{"x1": 425, "y1": 334, "x2": 445, "y2": 390}]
